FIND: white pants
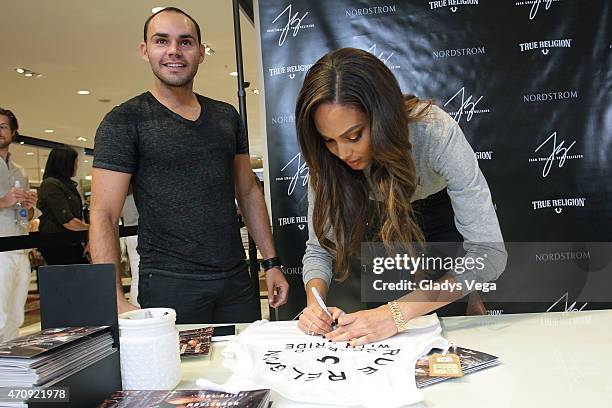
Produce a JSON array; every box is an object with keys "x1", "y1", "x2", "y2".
[
  {"x1": 125, "y1": 236, "x2": 140, "y2": 307},
  {"x1": 0, "y1": 250, "x2": 31, "y2": 342}
]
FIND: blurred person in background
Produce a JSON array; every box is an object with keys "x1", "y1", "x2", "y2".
[
  {"x1": 121, "y1": 185, "x2": 140, "y2": 306},
  {"x1": 0, "y1": 108, "x2": 37, "y2": 342},
  {"x1": 37, "y1": 146, "x2": 89, "y2": 265}
]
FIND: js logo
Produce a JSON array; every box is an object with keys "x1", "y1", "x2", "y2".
[{"x1": 547, "y1": 292, "x2": 588, "y2": 313}]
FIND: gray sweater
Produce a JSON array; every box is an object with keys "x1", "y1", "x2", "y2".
[{"x1": 302, "y1": 105, "x2": 507, "y2": 295}]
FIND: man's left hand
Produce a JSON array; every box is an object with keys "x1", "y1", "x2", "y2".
[
  {"x1": 325, "y1": 305, "x2": 398, "y2": 346},
  {"x1": 265, "y1": 267, "x2": 289, "y2": 308}
]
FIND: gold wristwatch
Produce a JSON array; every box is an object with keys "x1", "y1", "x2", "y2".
[{"x1": 387, "y1": 301, "x2": 407, "y2": 333}]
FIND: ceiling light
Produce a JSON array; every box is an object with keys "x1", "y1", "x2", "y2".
[
  {"x1": 229, "y1": 71, "x2": 238, "y2": 77},
  {"x1": 40, "y1": 169, "x2": 44, "y2": 172},
  {"x1": 85, "y1": 175, "x2": 92, "y2": 181},
  {"x1": 44, "y1": 129, "x2": 54, "y2": 133},
  {"x1": 76, "y1": 136, "x2": 87, "y2": 142},
  {"x1": 26, "y1": 152, "x2": 34, "y2": 155},
  {"x1": 15, "y1": 67, "x2": 42, "y2": 77},
  {"x1": 77, "y1": 90, "x2": 90, "y2": 95},
  {"x1": 203, "y1": 43, "x2": 215, "y2": 55},
  {"x1": 84, "y1": 160, "x2": 89, "y2": 163},
  {"x1": 19, "y1": 142, "x2": 24, "y2": 145},
  {"x1": 151, "y1": 7, "x2": 165, "y2": 13}
]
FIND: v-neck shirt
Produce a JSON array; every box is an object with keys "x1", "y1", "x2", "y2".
[{"x1": 93, "y1": 92, "x2": 249, "y2": 279}]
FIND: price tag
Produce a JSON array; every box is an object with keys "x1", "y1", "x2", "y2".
[{"x1": 428, "y1": 353, "x2": 463, "y2": 377}]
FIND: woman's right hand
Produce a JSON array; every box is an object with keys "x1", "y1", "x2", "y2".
[{"x1": 298, "y1": 303, "x2": 344, "y2": 336}]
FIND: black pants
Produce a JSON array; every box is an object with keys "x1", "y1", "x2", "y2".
[
  {"x1": 137, "y1": 264, "x2": 261, "y2": 324},
  {"x1": 40, "y1": 244, "x2": 89, "y2": 265},
  {"x1": 414, "y1": 189, "x2": 471, "y2": 316},
  {"x1": 367, "y1": 189, "x2": 470, "y2": 316},
  {"x1": 412, "y1": 189, "x2": 463, "y2": 243}
]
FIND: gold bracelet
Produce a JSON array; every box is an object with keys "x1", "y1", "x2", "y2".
[{"x1": 387, "y1": 301, "x2": 407, "y2": 333}]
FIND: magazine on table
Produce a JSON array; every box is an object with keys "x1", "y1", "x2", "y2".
[
  {"x1": 179, "y1": 327, "x2": 214, "y2": 356},
  {"x1": 98, "y1": 389, "x2": 271, "y2": 408},
  {"x1": 416, "y1": 346, "x2": 500, "y2": 387},
  {"x1": 0, "y1": 327, "x2": 109, "y2": 359},
  {"x1": 0, "y1": 327, "x2": 115, "y2": 388}
]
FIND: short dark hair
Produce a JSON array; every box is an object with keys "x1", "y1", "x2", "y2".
[
  {"x1": 143, "y1": 7, "x2": 201, "y2": 43},
  {"x1": 0, "y1": 107, "x2": 19, "y2": 134},
  {"x1": 43, "y1": 146, "x2": 78, "y2": 181}
]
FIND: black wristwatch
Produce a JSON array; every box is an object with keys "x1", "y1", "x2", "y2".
[{"x1": 261, "y1": 257, "x2": 283, "y2": 271}]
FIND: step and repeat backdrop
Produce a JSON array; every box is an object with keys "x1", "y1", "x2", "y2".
[{"x1": 255, "y1": 0, "x2": 612, "y2": 319}]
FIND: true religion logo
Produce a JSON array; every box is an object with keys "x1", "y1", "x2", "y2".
[
  {"x1": 429, "y1": 0, "x2": 479, "y2": 13},
  {"x1": 474, "y1": 151, "x2": 493, "y2": 160},
  {"x1": 268, "y1": 63, "x2": 315, "y2": 80},
  {"x1": 518, "y1": 38, "x2": 572, "y2": 55},
  {"x1": 531, "y1": 197, "x2": 586, "y2": 214},
  {"x1": 277, "y1": 215, "x2": 307, "y2": 231}
]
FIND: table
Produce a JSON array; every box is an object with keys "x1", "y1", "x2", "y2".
[{"x1": 178, "y1": 310, "x2": 612, "y2": 407}]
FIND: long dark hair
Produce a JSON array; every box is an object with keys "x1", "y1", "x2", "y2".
[
  {"x1": 296, "y1": 48, "x2": 429, "y2": 281},
  {"x1": 43, "y1": 146, "x2": 78, "y2": 181}
]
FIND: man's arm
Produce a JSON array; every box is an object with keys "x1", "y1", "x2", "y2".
[
  {"x1": 233, "y1": 155, "x2": 289, "y2": 307},
  {"x1": 89, "y1": 168, "x2": 135, "y2": 313}
]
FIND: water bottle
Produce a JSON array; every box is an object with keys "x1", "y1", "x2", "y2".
[{"x1": 14, "y1": 180, "x2": 29, "y2": 229}]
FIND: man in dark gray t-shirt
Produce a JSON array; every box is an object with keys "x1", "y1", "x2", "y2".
[
  {"x1": 90, "y1": 7, "x2": 288, "y2": 323},
  {"x1": 95, "y1": 92, "x2": 251, "y2": 279}
]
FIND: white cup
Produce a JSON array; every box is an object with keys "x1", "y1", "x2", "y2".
[{"x1": 118, "y1": 308, "x2": 181, "y2": 390}]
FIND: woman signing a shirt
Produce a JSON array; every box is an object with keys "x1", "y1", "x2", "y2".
[{"x1": 296, "y1": 48, "x2": 507, "y2": 345}]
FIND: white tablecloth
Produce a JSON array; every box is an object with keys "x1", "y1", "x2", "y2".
[{"x1": 178, "y1": 310, "x2": 612, "y2": 407}]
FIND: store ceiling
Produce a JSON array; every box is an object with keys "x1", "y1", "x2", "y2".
[{"x1": 0, "y1": 0, "x2": 264, "y2": 180}]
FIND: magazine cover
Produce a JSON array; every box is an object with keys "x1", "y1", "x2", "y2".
[
  {"x1": 0, "y1": 327, "x2": 109, "y2": 358},
  {"x1": 99, "y1": 389, "x2": 270, "y2": 408},
  {"x1": 416, "y1": 346, "x2": 499, "y2": 387},
  {"x1": 179, "y1": 327, "x2": 214, "y2": 356}
]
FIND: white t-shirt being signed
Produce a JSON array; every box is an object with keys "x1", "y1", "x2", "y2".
[{"x1": 220, "y1": 319, "x2": 447, "y2": 408}]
